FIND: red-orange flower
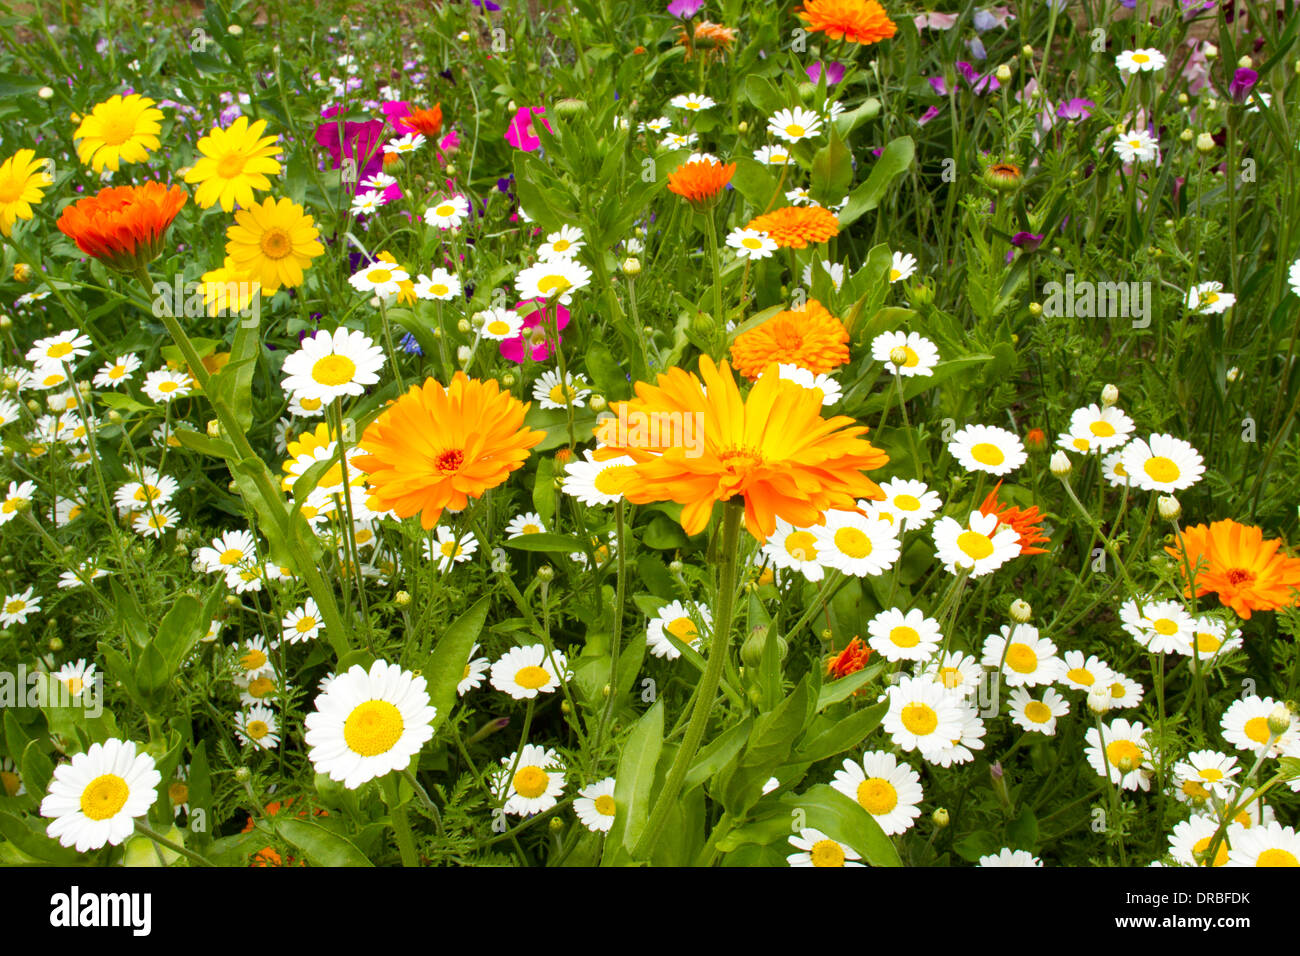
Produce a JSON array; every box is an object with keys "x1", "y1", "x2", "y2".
[
  {"x1": 354, "y1": 373, "x2": 544, "y2": 529},
  {"x1": 677, "y1": 20, "x2": 738, "y2": 59},
  {"x1": 827, "y1": 636, "x2": 872, "y2": 680},
  {"x1": 730, "y1": 298, "x2": 849, "y2": 381},
  {"x1": 979, "y1": 481, "x2": 1050, "y2": 555},
  {"x1": 796, "y1": 0, "x2": 898, "y2": 45},
  {"x1": 1166, "y1": 519, "x2": 1300, "y2": 619},
  {"x1": 666, "y1": 158, "x2": 736, "y2": 209},
  {"x1": 744, "y1": 204, "x2": 839, "y2": 248},
  {"x1": 56, "y1": 182, "x2": 187, "y2": 272},
  {"x1": 593, "y1": 355, "x2": 888, "y2": 542},
  {"x1": 402, "y1": 104, "x2": 444, "y2": 137},
  {"x1": 1024, "y1": 427, "x2": 1047, "y2": 452}
]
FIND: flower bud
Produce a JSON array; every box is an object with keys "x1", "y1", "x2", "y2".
[
  {"x1": 225, "y1": 594, "x2": 241, "y2": 607},
  {"x1": 889, "y1": 345, "x2": 909, "y2": 366},
  {"x1": 1101, "y1": 383, "x2": 1119, "y2": 407},
  {"x1": 13, "y1": 263, "x2": 32, "y2": 283},
  {"x1": 501, "y1": 372, "x2": 516, "y2": 387},
  {"x1": 548, "y1": 816, "x2": 565, "y2": 833},
  {"x1": 1204, "y1": 44, "x2": 1218, "y2": 60},
  {"x1": 737, "y1": 120, "x2": 749, "y2": 134},
  {"x1": 932, "y1": 807, "x2": 950, "y2": 827},
  {"x1": 668, "y1": 559, "x2": 684, "y2": 574},
  {"x1": 457, "y1": 345, "x2": 472, "y2": 366},
  {"x1": 1267, "y1": 703, "x2": 1292, "y2": 736},
  {"x1": 207, "y1": 419, "x2": 221, "y2": 438},
  {"x1": 227, "y1": 23, "x2": 243, "y2": 35},
  {"x1": 1022, "y1": 45, "x2": 1034, "y2": 57},
  {"x1": 1010, "y1": 599, "x2": 1032, "y2": 623},
  {"x1": 536, "y1": 564, "x2": 554, "y2": 582},
  {"x1": 107, "y1": 410, "x2": 123, "y2": 424},
  {"x1": 589, "y1": 394, "x2": 607, "y2": 412},
  {"x1": 1180, "y1": 128, "x2": 1194, "y2": 143},
  {"x1": 1116, "y1": 755, "x2": 1137, "y2": 774},
  {"x1": 621, "y1": 257, "x2": 641, "y2": 276},
  {"x1": 457, "y1": 318, "x2": 471, "y2": 333},
  {"x1": 48, "y1": 636, "x2": 63, "y2": 651},
  {"x1": 1226, "y1": 366, "x2": 1239, "y2": 383},
  {"x1": 1196, "y1": 132, "x2": 1215, "y2": 153},
  {"x1": 234, "y1": 766, "x2": 251, "y2": 783},
  {"x1": 995, "y1": 63, "x2": 1012, "y2": 83},
  {"x1": 1087, "y1": 686, "x2": 1112, "y2": 714},
  {"x1": 554, "y1": 97, "x2": 588, "y2": 118},
  {"x1": 1237, "y1": 55, "x2": 1252, "y2": 69},
  {"x1": 1158, "y1": 495, "x2": 1181, "y2": 520},
  {"x1": 395, "y1": 590, "x2": 411, "y2": 606},
  {"x1": 1049, "y1": 450, "x2": 1072, "y2": 478},
  {"x1": 1028, "y1": 301, "x2": 1043, "y2": 317},
  {"x1": 38, "y1": 86, "x2": 54, "y2": 100}
]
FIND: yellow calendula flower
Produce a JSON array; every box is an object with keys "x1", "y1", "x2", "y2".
[
  {"x1": 224, "y1": 196, "x2": 324, "y2": 294},
  {"x1": 0, "y1": 150, "x2": 53, "y2": 237},
  {"x1": 72, "y1": 94, "x2": 164, "y2": 172},
  {"x1": 184, "y1": 117, "x2": 283, "y2": 211}
]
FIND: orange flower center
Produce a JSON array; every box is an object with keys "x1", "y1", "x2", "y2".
[
  {"x1": 217, "y1": 152, "x2": 248, "y2": 179},
  {"x1": 1226, "y1": 568, "x2": 1255, "y2": 587},
  {"x1": 260, "y1": 227, "x2": 292, "y2": 259},
  {"x1": 436, "y1": 448, "x2": 465, "y2": 474}
]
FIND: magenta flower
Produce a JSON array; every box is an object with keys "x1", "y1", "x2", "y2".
[
  {"x1": 1056, "y1": 98, "x2": 1095, "y2": 120},
  {"x1": 917, "y1": 105, "x2": 941, "y2": 126},
  {"x1": 500, "y1": 299, "x2": 571, "y2": 364},
  {"x1": 806, "y1": 61, "x2": 846, "y2": 86},
  {"x1": 505, "y1": 107, "x2": 551, "y2": 152},
  {"x1": 381, "y1": 100, "x2": 418, "y2": 133},
  {"x1": 315, "y1": 109, "x2": 387, "y2": 192},
  {"x1": 1228, "y1": 68, "x2": 1258, "y2": 103},
  {"x1": 667, "y1": 0, "x2": 704, "y2": 17}
]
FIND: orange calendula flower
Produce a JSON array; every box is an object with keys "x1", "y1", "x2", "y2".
[
  {"x1": 1166, "y1": 519, "x2": 1300, "y2": 619},
  {"x1": 827, "y1": 636, "x2": 872, "y2": 680},
  {"x1": 978, "y1": 481, "x2": 1050, "y2": 555},
  {"x1": 1024, "y1": 427, "x2": 1047, "y2": 452},
  {"x1": 354, "y1": 374, "x2": 544, "y2": 529},
  {"x1": 678, "y1": 20, "x2": 738, "y2": 59},
  {"x1": 403, "y1": 104, "x2": 444, "y2": 137},
  {"x1": 744, "y1": 204, "x2": 840, "y2": 249},
  {"x1": 56, "y1": 182, "x2": 188, "y2": 272},
  {"x1": 593, "y1": 355, "x2": 889, "y2": 542},
  {"x1": 667, "y1": 158, "x2": 736, "y2": 209},
  {"x1": 796, "y1": 0, "x2": 898, "y2": 45},
  {"x1": 730, "y1": 298, "x2": 849, "y2": 381}
]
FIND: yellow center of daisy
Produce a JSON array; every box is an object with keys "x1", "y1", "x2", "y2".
[
  {"x1": 240, "y1": 649, "x2": 268, "y2": 671},
  {"x1": 548, "y1": 383, "x2": 577, "y2": 405},
  {"x1": 810, "y1": 839, "x2": 846, "y2": 867},
  {"x1": 110, "y1": 365, "x2": 126, "y2": 377},
  {"x1": 4, "y1": 599, "x2": 25, "y2": 614},
  {"x1": 311, "y1": 354, "x2": 357, "y2": 387},
  {"x1": 553, "y1": 239, "x2": 570, "y2": 251},
  {"x1": 219, "y1": 547, "x2": 244, "y2": 565},
  {"x1": 435, "y1": 204, "x2": 454, "y2": 217},
  {"x1": 1192, "y1": 836, "x2": 1229, "y2": 866},
  {"x1": 1132, "y1": 53, "x2": 1149, "y2": 63},
  {"x1": 938, "y1": 667, "x2": 964, "y2": 689},
  {"x1": 894, "y1": 494, "x2": 921, "y2": 511},
  {"x1": 1152, "y1": 618, "x2": 1178, "y2": 636},
  {"x1": 856, "y1": 778, "x2": 897, "y2": 815},
  {"x1": 956, "y1": 530, "x2": 994, "y2": 560},
  {"x1": 300, "y1": 397, "x2": 322, "y2": 411},
  {"x1": 536, "y1": 274, "x2": 572, "y2": 297},
  {"x1": 1195, "y1": 632, "x2": 1222, "y2": 653},
  {"x1": 514, "y1": 665, "x2": 551, "y2": 690},
  {"x1": 833, "y1": 527, "x2": 872, "y2": 559},
  {"x1": 47, "y1": 342, "x2": 74, "y2": 359},
  {"x1": 784, "y1": 531, "x2": 818, "y2": 561},
  {"x1": 592, "y1": 465, "x2": 633, "y2": 497},
  {"x1": 785, "y1": 124, "x2": 805, "y2": 137},
  {"x1": 1089, "y1": 421, "x2": 1116, "y2": 437},
  {"x1": 246, "y1": 720, "x2": 270, "y2": 740},
  {"x1": 1106, "y1": 739, "x2": 1143, "y2": 769},
  {"x1": 513, "y1": 766, "x2": 549, "y2": 799},
  {"x1": 295, "y1": 617, "x2": 317, "y2": 633},
  {"x1": 487, "y1": 319, "x2": 511, "y2": 335},
  {"x1": 247, "y1": 676, "x2": 275, "y2": 698},
  {"x1": 217, "y1": 152, "x2": 247, "y2": 179},
  {"x1": 970, "y1": 442, "x2": 1005, "y2": 466},
  {"x1": 594, "y1": 794, "x2": 616, "y2": 816},
  {"x1": 901, "y1": 346, "x2": 919, "y2": 367},
  {"x1": 900, "y1": 702, "x2": 938, "y2": 736},
  {"x1": 1024, "y1": 701, "x2": 1052, "y2": 723},
  {"x1": 168, "y1": 781, "x2": 189, "y2": 805},
  {"x1": 1244, "y1": 716, "x2": 1272, "y2": 744},
  {"x1": 1109, "y1": 682, "x2": 1126, "y2": 697},
  {"x1": 1256, "y1": 848, "x2": 1299, "y2": 867},
  {"x1": 889, "y1": 626, "x2": 920, "y2": 648},
  {"x1": 367, "y1": 268, "x2": 393, "y2": 284},
  {"x1": 430, "y1": 283, "x2": 449, "y2": 296},
  {"x1": 259, "y1": 227, "x2": 293, "y2": 259},
  {"x1": 1066, "y1": 667, "x2": 1095, "y2": 686},
  {"x1": 134, "y1": 485, "x2": 161, "y2": 502},
  {"x1": 889, "y1": 269, "x2": 902, "y2": 281},
  {"x1": 1181, "y1": 780, "x2": 1210, "y2": 800},
  {"x1": 62, "y1": 676, "x2": 84, "y2": 696},
  {"x1": 159, "y1": 380, "x2": 180, "y2": 394},
  {"x1": 1143, "y1": 456, "x2": 1180, "y2": 483},
  {"x1": 1198, "y1": 768, "x2": 1224, "y2": 782},
  {"x1": 80, "y1": 774, "x2": 130, "y2": 820},
  {"x1": 521, "y1": 523, "x2": 540, "y2": 534},
  {"x1": 343, "y1": 700, "x2": 405, "y2": 756},
  {"x1": 665, "y1": 616, "x2": 698, "y2": 642},
  {"x1": 1005, "y1": 643, "x2": 1037, "y2": 673},
  {"x1": 742, "y1": 237, "x2": 762, "y2": 249},
  {"x1": 1072, "y1": 438, "x2": 1090, "y2": 451}
]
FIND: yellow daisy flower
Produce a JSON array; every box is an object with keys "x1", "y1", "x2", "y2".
[
  {"x1": 184, "y1": 117, "x2": 283, "y2": 211},
  {"x1": 0, "y1": 150, "x2": 53, "y2": 236},
  {"x1": 72, "y1": 94, "x2": 164, "y2": 172},
  {"x1": 224, "y1": 196, "x2": 324, "y2": 294}
]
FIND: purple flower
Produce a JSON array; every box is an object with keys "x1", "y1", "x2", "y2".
[
  {"x1": 956, "y1": 61, "x2": 999, "y2": 94},
  {"x1": 1229, "y1": 68, "x2": 1258, "y2": 103},
  {"x1": 471, "y1": 0, "x2": 501, "y2": 9},
  {"x1": 1056, "y1": 98, "x2": 1095, "y2": 120},
  {"x1": 918, "y1": 105, "x2": 941, "y2": 126},
  {"x1": 667, "y1": 0, "x2": 703, "y2": 17},
  {"x1": 1011, "y1": 232, "x2": 1043, "y2": 252},
  {"x1": 929, "y1": 76, "x2": 950, "y2": 96},
  {"x1": 806, "y1": 61, "x2": 846, "y2": 86}
]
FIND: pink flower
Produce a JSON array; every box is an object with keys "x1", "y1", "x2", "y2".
[
  {"x1": 505, "y1": 107, "x2": 550, "y2": 152},
  {"x1": 500, "y1": 298, "x2": 570, "y2": 363},
  {"x1": 381, "y1": 100, "x2": 418, "y2": 133}
]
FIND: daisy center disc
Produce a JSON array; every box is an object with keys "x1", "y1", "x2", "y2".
[
  {"x1": 956, "y1": 530, "x2": 994, "y2": 560},
  {"x1": 1195, "y1": 633, "x2": 1221, "y2": 653},
  {"x1": 593, "y1": 465, "x2": 632, "y2": 495},
  {"x1": 1024, "y1": 701, "x2": 1052, "y2": 723},
  {"x1": 240, "y1": 649, "x2": 268, "y2": 671},
  {"x1": 1089, "y1": 421, "x2": 1116, "y2": 437},
  {"x1": 259, "y1": 227, "x2": 293, "y2": 259},
  {"x1": 900, "y1": 702, "x2": 938, "y2": 736},
  {"x1": 1192, "y1": 836, "x2": 1229, "y2": 866},
  {"x1": 513, "y1": 665, "x2": 551, "y2": 690},
  {"x1": 80, "y1": 773, "x2": 129, "y2": 820},
  {"x1": 594, "y1": 794, "x2": 616, "y2": 816},
  {"x1": 247, "y1": 677, "x2": 275, "y2": 698},
  {"x1": 889, "y1": 626, "x2": 920, "y2": 648},
  {"x1": 665, "y1": 617, "x2": 698, "y2": 641},
  {"x1": 1005, "y1": 643, "x2": 1037, "y2": 673},
  {"x1": 1256, "y1": 849, "x2": 1299, "y2": 867},
  {"x1": 1106, "y1": 739, "x2": 1143, "y2": 769},
  {"x1": 168, "y1": 781, "x2": 189, "y2": 805},
  {"x1": 834, "y1": 526, "x2": 872, "y2": 559},
  {"x1": 970, "y1": 442, "x2": 1005, "y2": 466},
  {"x1": 343, "y1": 699, "x2": 405, "y2": 757},
  {"x1": 246, "y1": 720, "x2": 270, "y2": 739},
  {"x1": 810, "y1": 839, "x2": 845, "y2": 867},
  {"x1": 1143, "y1": 456, "x2": 1180, "y2": 483},
  {"x1": 513, "y1": 766, "x2": 549, "y2": 799},
  {"x1": 1067, "y1": 667, "x2": 1094, "y2": 686},
  {"x1": 894, "y1": 494, "x2": 921, "y2": 511},
  {"x1": 856, "y1": 778, "x2": 897, "y2": 815},
  {"x1": 1243, "y1": 716, "x2": 1272, "y2": 744},
  {"x1": 311, "y1": 354, "x2": 357, "y2": 387},
  {"x1": 784, "y1": 531, "x2": 818, "y2": 561}
]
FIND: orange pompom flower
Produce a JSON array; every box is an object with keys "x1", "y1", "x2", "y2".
[
  {"x1": 592, "y1": 355, "x2": 889, "y2": 542},
  {"x1": 978, "y1": 481, "x2": 1050, "y2": 555},
  {"x1": 1166, "y1": 519, "x2": 1300, "y2": 619},
  {"x1": 56, "y1": 181, "x2": 187, "y2": 272},
  {"x1": 730, "y1": 298, "x2": 850, "y2": 381},
  {"x1": 827, "y1": 636, "x2": 872, "y2": 680},
  {"x1": 796, "y1": 0, "x2": 898, "y2": 45},
  {"x1": 667, "y1": 158, "x2": 736, "y2": 209},
  {"x1": 354, "y1": 373, "x2": 544, "y2": 529},
  {"x1": 744, "y1": 204, "x2": 840, "y2": 249},
  {"x1": 402, "y1": 104, "x2": 444, "y2": 137}
]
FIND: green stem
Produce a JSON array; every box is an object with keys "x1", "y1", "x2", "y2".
[{"x1": 382, "y1": 773, "x2": 420, "y2": 867}]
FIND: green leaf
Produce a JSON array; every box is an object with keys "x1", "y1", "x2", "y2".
[
  {"x1": 816, "y1": 661, "x2": 886, "y2": 710},
  {"x1": 685, "y1": 716, "x2": 752, "y2": 793},
  {"x1": 109, "y1": 580, "x2": 151, "y2": 650},
  {"x1": 425, "y1": 596, "x2": 490, "y2": 734},
  {"x1": 605, "y1": 700, "x2": 664, "y2": 865},
  {"x1": 837, "y1": 137, "x2": 914, "y2": 229},
  {"x1": 153, "y1": 594, "x2": 205, "y2": 677},
  {"x1": 0, "y1": 810, "x2": 81, "y2": 864},
  {"x1": 810, "y1": 123, "x2": 854, "y2": 206},
  {"x1": 273, "y1": 817, "x2": 373, "y2": 867},
  {"x1": 501, "y1": 532, "x2": 588, "y2": 553},
  {"x1": 170, "y1": 427, "x2": 237, "y2": 460},
  {"x1": 20, "y1": 740, "x2": 54, "y2": 802},
  {"x1": 791, "y1": 700, "x2": 887, "y2": 764},
  {"x1": 782, "y1": 784, "x2": 902, "y2": 867},
  {"x1": 134, "y1": 642, "x2": 170, "y2": 698},
  {"x1": 532, "y1": 457, "x2": 556, "y2": 529}
]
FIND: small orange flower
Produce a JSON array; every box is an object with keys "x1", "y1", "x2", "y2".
[
  {"x1": 827, "y1": 636, "x2": 872, "y2": 680},
  {"x1": 667, "y1": 158, "x2": 736, "y2": 209},
  {"x1": 354, "y1": 373, "x2": 544, "y2": 529},
  {"x1": 1166, "y1": 519, "x2": 1300, "y2": 619},
  {"x1": 403, "y1": 104, "x2": 444, "y2": 137},
  {"x1": 979, "y1": 481, "x2": 1050, "y2": 555},
  {"x1": 56, "y1": 182, "x2": 187, "y2": 272},
  {"x1": 796, "y1": 0, "x2": 897, "y2": 45},
  {"x1": 744, "y1": 204, "x2": 839, "y2": 249},
  {"x1": 678, "y1": 20, "x2": 737, "y2": 59},
  {"x1": 1024, "y1": 427, "x2": 1047, "y2": 451},
  {"x1": 593, "y1": 355, "x2": 888, "y2": 542},
  {"x1": 730, "y1": 298, "x2": 849, "y2": 381}
]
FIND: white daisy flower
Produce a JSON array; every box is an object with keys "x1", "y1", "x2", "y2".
[
  {"x1": 1084, "y1": 717, "x2": 1153, "y2": 791},
  {"x1": 538, "y1": 225, "x2": 585, "y2": 261},
  {"x1": 868, "y1": 479, "x2": 943, "y2": 529},
  {"x1": 752, "y1": 144, "x2": 792, "y2": 165},
  {"x1": 661, "y1": 131, "x2": 698, "y2": 149},
  {"x1": 281, "y1": 328, "x2": 386, "y2": 405},
  {"x1": 348, "y1": 261, "x2": 410, "y2": 296},
  {"x1": 1121, "y1": 434, "x2": 1205, "y2": 492},
  {"x1": 1220, "y1": 696, "x2": 1297, "y2": 757},
  {"x1": 233, "y1": 635, "x2": 277, "y2": 685},
  {"x1": 1113, "y1": 128, "x2": 1160, "y2": 164},
  {"x1": 982, "y1": 623, "x2": 1066, "y2": 688},
  {"x1": 1059, "y1": 651, "x2": 1114, "y2": 692},
  {"x1": 812, "y1": 510, "x2": 900, "y2": 577},
  {"x1": 534, "y1": 369, "x2": 592, "y2": 411},
  {"x1": 787, "y1": 828, "x2": 865, "y2": 867},
  {"x1": 304, "y1": 660, "x2": 437, "y2": 789},
  {"x1": 889, "y1": 251, "x2": 918, "y2": 283},
  {"x1": 235, "y1": 704, "x2": 280, "y2": 750},
  {"x1": 1008, "y1": 687, "x2": 1069, "y2": 735},
  {"x1": 93, "y1": 353, "x2": 141, "y2": 389},
  {"x1": 424, "y1": 526, "x2": 478, "y2": 572},
  {"x1": 1120, "y1": 597, "x2": 1195, "y2": 655},
  {"x1": 725, "y1": 227, "x2": 778, "y2": 260},
  {"x1": 132, "y1": 506, "x2": 181, "y2": 538},
  {"x1": 1186, "y1": 281, "x2": 1235, "y2": 314},
  {"x1": 768, "y1": 106, "x2": 823, "y2": 143},
  {"x1": 932, "y1": 510, "x2": 1021, "y2": 577},
  {"x1": 1226, "y1": 821, "x2": 1300, "y2": 867},
  {"x1": 350, "y1": 189, "x2": 386, "y2": 216},
  {"x1": 493, "y1": 744, "x2": 565, "y2": 816},
  {"x1": 1068, "y1": 404, "x2": 1135, "y2": 452},
  {"x1": 562, "y1": 449, "x2": 635, "y2": 505},
  {"x1": 638, "y1": 116, "x2": 672, "y2": 133},
  {"x1": 1173, "y1": 750, "x2": 1240, "y2": 803},
  {"x1": 925, "y1": 702, "x2": 987, "y2": 768},
  {"x1": 948, "y1": 424, "x2": 1027, "y2": 476},
  {"x1": 829, "y1": 750, "x2": 923, "y2": 835},
  {"x1": 801, "y1": 259, "x2": 845, "y2": 291},
  {"x1": 40, "y1": 739, "x2": 161, "y2": 852},
  {"x1": 1168, "y1": 814, "x2": 1235, "y2": 867},
  {"x1": 1100, "y1": 448, "x2": 1133, "y2": 487},
  {"x1": 669, "y1": 93, "x2": 715, "y2": 111},
  {"x1": 883, "y1": 674, "x2": 966, "y2": 759},
  {"x1": 574, "y1": 777, "x2": 618, "y2": 832},
  {"x1": 53, "y1": 659, "x2": 97, "y2": 698},
  {"x1": 282, "y1": 598, "x2": 323, "y2": 644},
  {"x1": 646, "y1": 600, "x2": 712, "y2": 660},
  {"x1": 515, "y1": 259, "x2": 592, "y2": 305},
  {"x1": 762, "y1": 518, "x2": 827, "y2": 582},
  {"x1": 1115, "y1": 48, "x2": 1167, "y2": 74},
  {"x1": 384, "y1": 132, "x2": 426, "y2": 154},
  {"x1": 918, "y1": 650, "x2": 983, "y2": 699},
  {"x1": 458, "y1": 643, "x2": 490, "y2": 696},
  {"x1": 0, "y1": 480, "x2": 35, "y2": 525},
  {"x1": 872, "y1": 330, "x2": 940, "y2": 377},
  {"x1": 141, "y1": 369, "x2": 194, "y2": 403},
  {"x1": 505, "y1": 512, "x2": 546, "y2": 539},
  {"x1": 867, "y1": 607, "x2": 942, "y2": 662},
  {"x1": 288, "y1": 394, "x2": 328, "y2": 418},
  {"x1": 490, "y1": 644, "x2": 570, "y2": 700},
  {"x1": 770, "y1": 363, "x2": 841, "y2": 405},
  {"x1": 1187, "y1": 616, "x2": 1243, "y2": 662},
  {"x1": 478, "y1": 307, "x2": 524, "y2": 340},
  {"x1": 423, "y1": 195, "x2": 470, "y2": 229},
  {"x1": 979, "y1": 848, "x2": 1043, "y2": 866},
  {"x1": 196, "y1": 529, "x2": 258, "y2": 574},
  {"x1": 413, "y1": 268, "x2": 462, "y2": 301},
  {"x1": 26, "y1": 330, "x2": 92, "y2": 366}
]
